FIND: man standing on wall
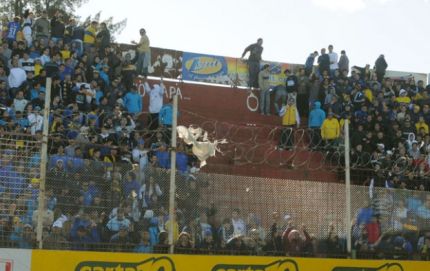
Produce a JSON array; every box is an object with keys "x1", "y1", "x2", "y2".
[
  {"x1": 338, "y1": 50, "x2": 349, "y2": 75},
  {"x1": 132, "y1": 28, "x2": 151, "y2": 77},
  {"x1": 374, "y1": 54, "x2": 388, "y2": 83},
  {"x1": 304, "y1": 51, "x2": 318, "y2": 76},
  {"x1": 317, "y1": 48, "x2": 330, "y2": 76},
  {"x1": 241, "y1": 38, "x2": 263, "y2": 89},
  {"x1": 328, "y1": 45, "x2": 339, "y2": 77},
  {"x1": 258, "y1": 64, "x2": 271, "y2": 115}
]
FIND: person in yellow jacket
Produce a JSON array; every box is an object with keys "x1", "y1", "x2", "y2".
[
  {"x1": 132, "y1": 28, "x2": 151, "y2": 76},
  {"x1": 83, "y1": 21, "x2": 98, "y2": 51},
  {"x1": 279, "y1": 98, "x2": 300, "y2": 150},
  {"x1": 416, "y1": 116, "x2": 429, "y2": 135},
  {"x1": 395, "y1": 89, "x2": 411, "y2": 105},
  {"x1": 321, "y1": 112, "x2": 340, "y2": 149}
]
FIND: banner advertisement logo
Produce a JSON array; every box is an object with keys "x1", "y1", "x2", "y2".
[{"x1": 74, "y1": 257, "x2": 175, "y2": 271}]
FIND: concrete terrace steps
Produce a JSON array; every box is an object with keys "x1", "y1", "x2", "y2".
[{"x1": 145, "y1": 79, "x2": 339, "y2": 182}]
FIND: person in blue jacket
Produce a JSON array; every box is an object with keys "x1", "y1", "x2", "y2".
[
  {"x1": 159, "y1": 100, "x2": 173, "y2": 127},
  {"x1": 134, "y1": 230, "x2": 154, "y2": 253},
  {"x1": 6, "y1": 17, "x2": 21, "y2": 46},
  {"x1": 308, "y1": 101, "x2": 326, "y2": 149},
  {"x1": 123, "y1": 85, "x2": 142, "y2": 115}
]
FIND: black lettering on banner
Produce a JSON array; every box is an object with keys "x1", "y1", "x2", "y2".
[
  {"x1": 331, "y1": 263, "x2": 404, "y2": 271},
  {"x1": 211, "y1": 259, "x2": 299, "y2": 271},
  {"x1": 74, "y1": 256, "x2": 176, "y2": 271}
]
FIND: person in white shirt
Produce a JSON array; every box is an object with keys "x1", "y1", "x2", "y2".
[
  {"x1": 8, "y1": 59, "x2": 27, "y2": 89},
  {"x1": 144, "y1": 77, "x2": 165, "y2": 130},
  {"x1": 132, "y1": 138, "x2": 149, "y2": 174},
  {"x1": 40, "y1": 48, "x2": 51, "y2": 66},
  {"x1": 28, "y1": 106, "x2": 43, "y2": 135},
  {"x1": 231, "y1": 209, "x2": 246, "y2": 236},
  {"x1": 13, "y1": 90, "x2": 29, "y2": 112},
  {"x1": 328, "y1": 44, "x2": 339, "y2": 76}
]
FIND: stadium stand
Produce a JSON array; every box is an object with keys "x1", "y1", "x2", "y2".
[{"x1": 0, "y1": 10, "x2": 430, "y2": 261}]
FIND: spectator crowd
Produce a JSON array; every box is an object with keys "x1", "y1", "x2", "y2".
[{"x1": 0, "y1": 9, "x2": 429, "y2": 261}]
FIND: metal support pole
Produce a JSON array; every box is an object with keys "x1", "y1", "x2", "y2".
[
  {"x1": 344, "y1": 119, "x2": 352, "y2": 256},
  {"x1": 36, "y1": 77, "x2": 52, "y2": 249},
  {"x1": 168, "y1": 93, "x2": 178, "y2": 254}
]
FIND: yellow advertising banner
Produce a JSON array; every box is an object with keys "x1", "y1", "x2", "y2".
[{"x1": 31, "y1": 250, "x2": 430, "y2": 271}]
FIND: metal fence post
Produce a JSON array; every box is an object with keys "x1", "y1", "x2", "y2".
[{"x1": 36, "y1": 77, "x2": 52, "y2": 249}]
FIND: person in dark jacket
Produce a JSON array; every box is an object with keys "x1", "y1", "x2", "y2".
[
  {"x1": 374, "y1": 54, "x2": 388, "y2": 82},
  {"x1": 304, "y1": 51, "x2": 318, "y2": 76},
  {"x1": 241, "y1": 38, "x2": 263, "y2": 89},
  {"x1": 317, "y1": 48, "x2": 330, "y2": 76},
  {"x1": 50, "y1": 12, "x2": 65, "y2": 42},
  {"x1": 96, "y1": 23, "x2": 111, "y2": 56},
  {"x1": 338, "y1": 50, "x2": 349, "y2": 75},
  {"x1": 70, "y1": 225, "x2": 100, "y2": 251}
]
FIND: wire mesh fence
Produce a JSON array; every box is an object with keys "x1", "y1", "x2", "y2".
[{"x1": 0, "y1": 127, "x2": 430, "y2": 260}]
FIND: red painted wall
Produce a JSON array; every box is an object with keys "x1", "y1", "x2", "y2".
[{"x1": 142, "y1": 79, "x2": 339, "y2": 182}]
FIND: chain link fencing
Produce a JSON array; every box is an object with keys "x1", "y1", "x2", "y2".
[{"x1": 0, "y1": 128, "x2": 430, "y2": 260}]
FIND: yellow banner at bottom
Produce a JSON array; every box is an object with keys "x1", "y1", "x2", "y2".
[{"x1": 31, "y1": 250, "x2": 430, "y2": 271}]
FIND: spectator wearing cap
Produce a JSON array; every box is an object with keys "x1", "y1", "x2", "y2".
[
  {"x1": 258, "y1": 64, "x2": 271, "y2": 115},
  {"x1": 320, "y1": 112, "x2": 340, "y2": 149},
  {"x1": 279, "y1": 97, "x2": 300, "y2": 150}
]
